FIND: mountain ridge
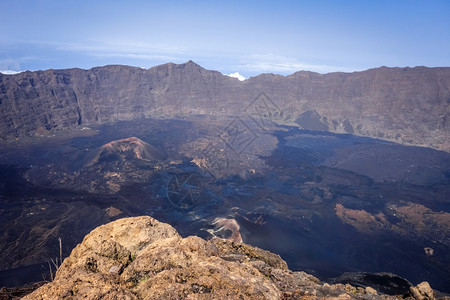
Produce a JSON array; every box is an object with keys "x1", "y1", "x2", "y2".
[{"x1": 1, "y1": 61, "x2": 449, "y2": 151}]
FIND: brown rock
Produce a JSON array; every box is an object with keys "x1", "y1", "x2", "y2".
[
  {"x1": 87, "y1": 137, "x2": 167, "y2": 166},
  {"x1": 410, "y1": 281, "x2": 435, "y2": 300},
  {"x1": 23, "y1": 216, "x2": 439, "y2": 299},
  {"x1": 365, "y1": 286, "x2": 377, "y2": 294}
]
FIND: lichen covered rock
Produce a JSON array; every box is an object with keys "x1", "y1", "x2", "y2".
[{"x1": 24, "y1": 216, "x2": 443, "y2": 299}]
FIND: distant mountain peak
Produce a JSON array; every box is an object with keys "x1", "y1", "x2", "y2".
[{"x1": 182, "y1": 60, "x2": 202, "y2": 68}]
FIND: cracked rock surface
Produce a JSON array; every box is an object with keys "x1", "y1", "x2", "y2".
[{"x1": 24, "y1": 216, "x2": 445, "y2": 299}]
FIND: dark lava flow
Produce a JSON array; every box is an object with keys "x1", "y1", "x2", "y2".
[{"x1": 0, "y1": 118, "x2": 449, "y2": 292}]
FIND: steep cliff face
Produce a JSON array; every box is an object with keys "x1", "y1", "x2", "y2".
[
  {"x1": 245, "y1": 67, "x2": 450, "y2": 150},
  {"x1": 22, "y1": 217, "x2": 440, "y2": 299},
  {"x1": 0, "y1": 62, "x2": 449, "y2": 150}
]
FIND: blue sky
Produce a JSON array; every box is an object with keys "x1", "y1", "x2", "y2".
[{"x1": 1, "y1": 0, "x2": 449, "y2": 77}]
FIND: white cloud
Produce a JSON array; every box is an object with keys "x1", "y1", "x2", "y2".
[
  {"x1": 1, "y1": 39, "x2": 362, "y2": 76},
  {"x1": 226, "y1": 72, "x2": 246, "y2": 81},
  {"x1": 9, "y1": 39, "x2": 188, "y2": 67},
  {"x1": 53, "y1": 40, "x2": 186, "y2": 62},
  {"x1": 239, "y1": 53, "x2": 358, "y2": 75},
  {"x1": 0, "y1": 70, "x2": 24, "y2": 75},
  {"x1": 85, "y1": 52, "x2": 181, "y2": 62}
]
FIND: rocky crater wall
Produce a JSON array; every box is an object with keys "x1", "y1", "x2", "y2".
[{"x1": 1, "y1": 62, "x2": 449, "y2": 151}]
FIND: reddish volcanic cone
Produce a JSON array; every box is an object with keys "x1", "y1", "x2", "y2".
[{"x1": 87, "y1": 137, "x2": 167, "y2": 166}]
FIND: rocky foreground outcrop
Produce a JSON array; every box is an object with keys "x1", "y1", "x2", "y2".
[{"x1": 24, "y1": 216, "x2": 444, "y2": 299}]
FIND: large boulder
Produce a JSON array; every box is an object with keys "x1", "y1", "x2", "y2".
[{"x1": 24, "y1": 216, "x2": 442, "y2": 299}]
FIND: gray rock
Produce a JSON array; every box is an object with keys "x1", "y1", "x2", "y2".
[{"x1": 1, "y1": 62, "x2": 449, "y2": 151}]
